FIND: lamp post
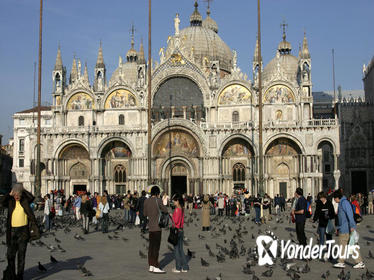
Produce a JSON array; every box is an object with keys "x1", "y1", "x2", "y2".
[
  {"x1": 147, "y1": 0, "x2": 152, "y2": 185},
  {"x1": 257, "y1": 0, "x2": 264, "y2": 196}
]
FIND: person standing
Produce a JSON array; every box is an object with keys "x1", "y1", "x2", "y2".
[
  {"x1": 292, "y1": 187, "x2": 307, "y2": 246},
  {"x1": 91, "y1": 192, "x2": 98, "y2": 230},
  {"x1": 333, "y1": 190, "x2": 365, "y2": 269},
  {"x1": 99, "y1": 195, "x2": 110, "y2": 233},
  {"x1": 187, "y1": 195, "x2": 193, "y2": 215},
  {"x1": 130, "y1": 192, "x2": 138, "y2": 224},
  {"x1": 244, "y1": 193, "x2": 251, "y2": 217},
  {"x1": 136, "y1": 191, "x2": 147, "y2": 233},
  {"x1": 123, "y1": 192, "x2": 131, "y2": 223},
  {"x1": 0, "y1": 183, "x2": 40, "y2": 280},
  {"x1": 144, "y1": 186, "x2": 168, "y2": 274},
  {"x1": 217, "y1": 194, "x2": 225, "y2": 216},
  {"x1": 73, "y1": 194, "x2": 82, "y2": 221},
  {"x1": 80, "y1": 194, "x2": 93, "y2": 234},
  {"x1": 313, "y1": 191, "x2": 335, "y2": 260},
  {"x1": 43, "y1": 194, "x2": 51, "y2": 232},
  {"x1": 253, "y1": 195, "x2": 262, "y2": 224},
  {"x1": 201, "y1": 195, "x2": 212, "y2": 231},
  {"x1": 368, "y1": 190, "x2": 374, "y2": 215},
  {"x1": 262, "y1": 194, "x2": 271, "y2": 223},
  {"x1": 171, "y1": 194, "x2": 189, "y2": 273}
]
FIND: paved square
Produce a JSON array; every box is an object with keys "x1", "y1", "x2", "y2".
[{"x1": 1, "y1": 210, "x2": 373, "y2": 280}]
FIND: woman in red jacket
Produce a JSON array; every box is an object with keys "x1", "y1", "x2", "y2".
[{"x1": 171, "y1": 194, "x2": 189, "y2": 273}]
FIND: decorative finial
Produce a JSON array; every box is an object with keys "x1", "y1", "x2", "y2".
[
  {"x1": 204, "y1": 0, "x2": 213, "y2": 16},
  {"x1": 280, "y1": 20, "x2": 288, "y2": 41},
  {"x1": 194, "y1": 0, "x2": 198, "y2": 9},
  {"x1": 130, "y1": 22, "x2": 136, "y2": 49}
]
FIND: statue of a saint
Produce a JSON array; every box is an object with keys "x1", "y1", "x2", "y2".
[{"x1": 174, "y1": 13, "x2": 180, "y2": 36}]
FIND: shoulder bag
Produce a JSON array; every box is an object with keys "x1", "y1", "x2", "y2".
[{"x1": 156, "y1": 198, "x2": 169, "y2": 228}]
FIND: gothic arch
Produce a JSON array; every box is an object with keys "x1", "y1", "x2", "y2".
[{"x1": 316, "y1": 138, "x2": 336, "y2": 153}]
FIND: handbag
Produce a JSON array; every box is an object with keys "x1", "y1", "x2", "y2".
[
  {"x1": 135, "y1": 215, "x2": 140, "y2": 226},
  {"x1": 168, "y1": 227, "x2": 179, "y2": 246},
  {"x1": 29, "y1": 219, "x2": 41, "y2": 241},
  {"x1": 156, "y1": 198, "x2": 169, "y2": 228}
]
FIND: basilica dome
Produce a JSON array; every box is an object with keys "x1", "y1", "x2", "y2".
[{"x1": 166, "y1": 2, "x2": 233, "y2": 73}]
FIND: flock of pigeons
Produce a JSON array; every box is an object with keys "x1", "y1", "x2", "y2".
[{"x1": 0, "y1": 207, "x2": 373, "y2": 279}]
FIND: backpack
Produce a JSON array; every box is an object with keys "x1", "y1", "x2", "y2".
[
  {"x1": 306, "y1": 201, "x2": 312, "y2": 218},
  {"x1": 351, "y1": 203, "x2": 363, "y2": 223}
]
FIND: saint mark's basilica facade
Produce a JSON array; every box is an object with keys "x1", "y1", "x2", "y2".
[{"x1": 12, "y1": 2, "x2": 340, "y2": 198}]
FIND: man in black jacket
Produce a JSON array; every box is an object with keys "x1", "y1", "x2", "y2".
[
  {"x1": 136, "y1": 191, "x2": 147, "y2": 233},
  {"x1": 0, "y1": 183, "x2": 40, "y2": 280}
]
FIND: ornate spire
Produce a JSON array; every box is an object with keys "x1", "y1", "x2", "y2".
[
  {"x1": 54, "y1": 45, "x2": 63, "y2": 70},
  {"x1": 190, "y1": 0, "x2": 202, "y2": 26},
  {"x1": 301, "y1": 32, "x2": 311, "y2": 59},
  {"x1": 70, "y1": 57, "x2": 78, "y2": 83},
  {"x1": 138, "y1": 39, "x2": 146, "y2": 64},
  {"x1": 96, "y1": 41, "x2": 105, "y2": 68},
  {"x1": 83, "y1": 62, "x2": 89, "y2": 83}
]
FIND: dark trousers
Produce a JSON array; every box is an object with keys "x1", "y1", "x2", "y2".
[
  {"x1": 148, "y1": 231, "x2": 162, "y2": 268},
  {"x1": 101, "y1": 213, "x2": 109, "y2": 233},
  {"x1": 296, "y1": 221, "x2": 307, "y2": 245},
  {"x1": 218, "y1": 208, "x2": 224, "y2": 216},
  {"x1": 174, "y1": 231, "x2": 189, "y2": 271},
  {"x1": 139, "y1": 214, "x2": 147, "y2": 232},
  {"x1": 130, "y1": 209, "x2": 136, "y2": 223},
  {"x1": 6, "y1": 226, "x2": 29, "y2": 279}
]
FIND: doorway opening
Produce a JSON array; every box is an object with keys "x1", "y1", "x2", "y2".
[
  {"x1": 279, "y1": 182, "x2": 287, "y2": 199},
  {"x1": 351, "y1": 171, "x2": 367, "y2": 194},
  {"x1": 171, "y1": 176, "x2": 187, "y2": 197},
  {"x1": 73, "y1": 184, "x2": 87, "y2": 195}
]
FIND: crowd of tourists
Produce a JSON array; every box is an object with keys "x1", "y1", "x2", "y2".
[{"x1": 0, "y1": 183, "x2": 373, "y2": 278}]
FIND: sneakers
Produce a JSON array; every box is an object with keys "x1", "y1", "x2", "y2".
[
  {"x1": 172, "y1": 268, "x2": 181, "y2": 273},
  {"x1": 152, "y1": 267, "x2": 166, "y2": 274},
  {"x1": 333, "y1": 262, "x2": 346, "y2": 268},
  {"x1": 181, "y1": 269, "x2": 188, "y2": 273},
  {"x1": 353, "y1": 262, "x2": 365, "y2": 269},
  {"x1": 149, "y1": 266, "x2": 154, "y2": 272}
]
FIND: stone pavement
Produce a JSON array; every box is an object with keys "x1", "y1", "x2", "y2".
[{"x1": 0, "y1": 209, "x2": 373, "y2": 280}]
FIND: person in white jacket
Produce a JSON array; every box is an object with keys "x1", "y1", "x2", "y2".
[
  {"x1": 98, "y1": 196, "x2": 110, "y2": 233},
  {"x1": 43, "y1": 194, "x2": 51, "y2": 232}
]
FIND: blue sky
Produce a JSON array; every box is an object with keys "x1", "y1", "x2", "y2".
[{"x1": 0, "y1": 0, "x2": 373, "y2": 142}]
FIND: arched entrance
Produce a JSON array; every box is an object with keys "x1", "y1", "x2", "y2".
[
  {"x1": 221, "y1": 137, "x2": 255, "y2": 195},
  {"x1": 58, "y1": 143, "x2": 90, "y2": 195},
  {"x1": 100, "y1": 141, "x2": 132, "y2": 194},
  {"x1": 153, "y1": 128, "x2": 201, "y2": 195},
  {"x1": 265, "y1": 137, "x2": 302, "y2": 198}
]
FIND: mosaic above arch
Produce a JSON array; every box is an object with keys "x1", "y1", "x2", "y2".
[
  {"x1": 222, "y1": 138, "x2": 253, "y2": 157},
  {"x1": 101, "y1": 141, "x2": 132, "y2": 160},
  {"x1": 266, "y1": 138, "x2": 301, "y2": 156},
  {"x1": 218, "y1": 84, "x2": 252, "y2": 105},
  {"x1": 105, "y1": 89, "x2": 138, "y2": 109},
  {"x1": 67, "y1": 92, "x2": 94, "y2": 110},
  {"x1": 263, "y1": 85, "x2": 295, "y2": 104},
  {"x1": 154, "y1": 130, "x2": 199, "y2": 157}
]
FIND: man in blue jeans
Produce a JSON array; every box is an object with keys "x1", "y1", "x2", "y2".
[{"x1": 253, "y1": 195, "x2": 261, "y2": 224}]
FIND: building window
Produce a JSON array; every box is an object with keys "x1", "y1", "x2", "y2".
[
  {"x1": 19, "y1": 158, "x2": 24, "y2": 168},
  {"x1": 19, "y1": 119, "x2": 25, "y2": 125},
  {"x1": 114, "y1": 165, "x2": 126, "y2": 183},
  {"x1": 78, "y1": 116, "x2": 84, "y2": 126},
  {"x1": 119, "y1": 114, "x2": 125, "y2": 125},
  {"x1": 19, "y1": 139, "x2": 25, "y2": 153},
  {"x1": 233, "y1": 163, "x2": 245, "y2": 182},
  {"x1": 45, "y1": 119, "x2": 51, "y2": 125},
  {"x1": 325, "y1": 164, "x2": 331, "y2": 173},
  {"x1": 232, "y1": 111, "x2": 239, "y2": 123}
]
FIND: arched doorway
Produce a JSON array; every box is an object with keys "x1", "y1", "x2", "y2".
[
  {"x1": 265, "y1": 138, "x2": 302, "y2": 198},
  {"x1": 317, "y1": 141, "x2": 335, "y2": 191},
  {"x1": 221, "y1": 137, "x2": 255, "y2": 194},
  {"x1": 153, "y1": 129, "x2": 200, "y2": 195},
  {"x1": 100, "y1": 141, "x2": 132, "y2": 194},
  {"x1": 58, "y1": 143, "x2": 90, "y2": 195}
]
